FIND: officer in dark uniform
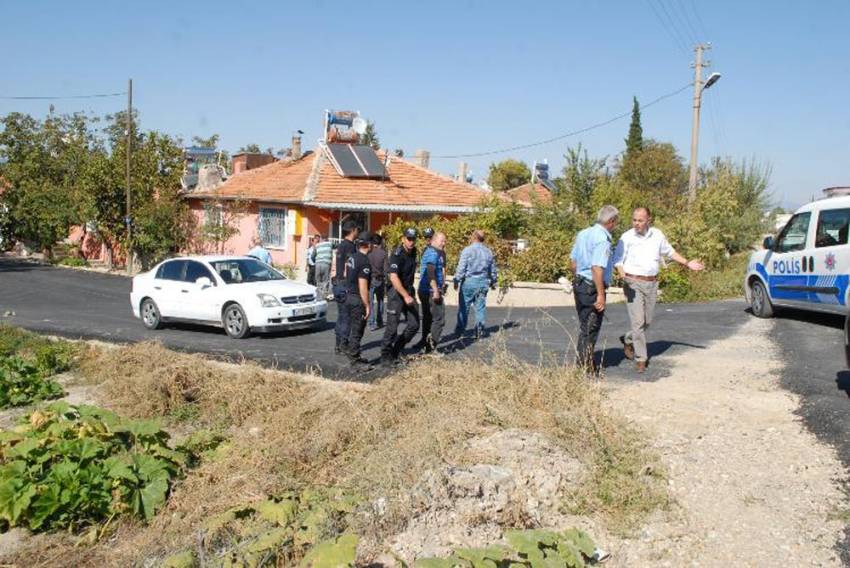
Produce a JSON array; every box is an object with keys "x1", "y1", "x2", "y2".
[
  {"x1": 381, "y1": 227, "x2": 420, "y2": 366},
  {"x1": 333, "y1": 220, "x2": 359, "y2": 354},
  {"x1": 341, "y1": 231, "x2": 373, "y2": 367}
]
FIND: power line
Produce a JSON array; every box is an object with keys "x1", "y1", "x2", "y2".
[
  {"x1": 430, "y1": 83, "x2": 693, "y2": 159},
  {"x1": 668, "y1": 0, "x2": 701, "y2": 45},
  {"x1": 645, "y1": 0, "x2": 689, "y2": 53},
  {"x1": 0, "y1": 91, "x2": 126, "y2": 100},
  {"x1": 687, "y1": 0, "x2": 710, "y2": 39}
]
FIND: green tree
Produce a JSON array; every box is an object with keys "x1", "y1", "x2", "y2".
[
  {"x1": 0, "y1": 112, "x2": 95, "y2": 256},
  {"x1": 618, "y1": 140, "x2": 687, "y2": 218},
  {"x1": 486, "y1": 159, "x2": 531, "y2": 192},
  {"x1": 238, "y1": 143, "x2": 262, "y2": 153},
  {"x1": 360, "y1": 121, "x2": 380, "y2": 150},
  {"x1": 625, "y1": 96, "x2": 643, "y2": 158},
  {"x1": 192, "y1": 134, "x2": 220, "y2": 148},
  {"x1": 562, "y1": 144, "x2": 608, "y2": 219}
]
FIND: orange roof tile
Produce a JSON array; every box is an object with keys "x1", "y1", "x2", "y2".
[
  {"x1": 505, "y1": 182, "x2": 553, "y2": 207},
  {"x1": 188, "y1": 154, "x2": 315, "y2": 203},
  {"x1": 188, "y1": 147, "x2": 492, "y2": 213}
]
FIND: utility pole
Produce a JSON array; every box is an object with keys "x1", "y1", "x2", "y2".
[
  {"x1": 688, "y1": 44, "x2": 710, "y2": 203},
  {"x1": 125, "y1": 78, "x2": 133, "y2": 275}
]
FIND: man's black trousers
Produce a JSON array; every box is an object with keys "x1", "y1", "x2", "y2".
[
  {"x1": 418, "y1": 289, "x2": 446, "y2": 347},
  {"x1": 382, "y1": 288, "x2": 420, "y2": 359},
  {"x1": 343, "y1": 294, "x2": 367, "y2": 360},
  {"x1": 573, "y1": 279, "x2": 605, "y2": 368}
]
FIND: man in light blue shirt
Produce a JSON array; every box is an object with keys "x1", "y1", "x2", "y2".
[
  {"x1": 453, "y1": 229, "x2": 498, "y2": 339},
  {"x1": 247, "y1": 243, "x2": 273, "y2": 266},
  {"x1": 570, "y1": 205, "x2": 619, "y2": 373}
]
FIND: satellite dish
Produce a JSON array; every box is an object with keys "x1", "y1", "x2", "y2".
[{"x1": 352, "y1": 117, "x2": 368, "y2": 135}]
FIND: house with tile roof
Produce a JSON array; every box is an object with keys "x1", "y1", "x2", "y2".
[
  {"x1": 184, "y1": 142, "x2": 492, "y2": 266},
  {"x1": 504, "y1": 181, "x2": 554, "y2": 208}
]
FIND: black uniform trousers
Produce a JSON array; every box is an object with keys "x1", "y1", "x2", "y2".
[
  {"x1": 382, "y1": 288, "x2": 420, "y2": 359},
  {"x1": 417, "y1": 289, "x2": 446, "y2": 348},
  {"x1": 333, "y1": 283, "x2": 350, "y2": 351},
  {"x1": 573, "y1": 278, "x2": 605, "y2": 368},
  {"x1": 342, "y1": 294, "x2": 367, "y2": 360}
]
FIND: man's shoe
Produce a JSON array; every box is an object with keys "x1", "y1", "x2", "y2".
[
  {"x1": 636, "y1": 361, "x2": 647, "y2": 373},
  {"x1": 620, "y1": 335, "x2": 635, "y2": 361}
]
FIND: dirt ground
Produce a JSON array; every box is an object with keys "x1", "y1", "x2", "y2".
[{"x1": 603, "y1": 316, "x2": 847, "y2": 566}]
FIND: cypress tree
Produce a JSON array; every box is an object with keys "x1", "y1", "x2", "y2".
[{"x1": 625, "y1": 96, "x2": 643, "y2": 157}]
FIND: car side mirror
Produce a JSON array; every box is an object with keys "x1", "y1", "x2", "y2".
[
  {"x1": 195, "y1": 276, "x2": 212, "y2": 288},
  {"x1": 762, "y1": 236, "x2": 774, "y2": 250}
]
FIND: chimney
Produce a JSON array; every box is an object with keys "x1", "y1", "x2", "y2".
[
  {"x1": 291, "y1": 134, "x2": 302, "y2": 160},
  {"x1": 457, "y1": 161, "x2": 468, "y2": 183},
  {"x1": 414, "y1": 149, "x2": 430, "y2": 169},
  {"x1": 232, "y1": 154, "x2": 248, "y2": 175}
]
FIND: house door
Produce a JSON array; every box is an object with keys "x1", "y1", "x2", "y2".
[{"x1": 331, "y1": 211, "x2": 368, "y2": 239}]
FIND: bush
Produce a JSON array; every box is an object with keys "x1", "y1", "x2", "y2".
[
  {"x1": 0, "y1": 402, "x2": 188, "y2": 532},
  {"x1": 0, "y1": 356, "x2": 64, "y2": 409},
  {"x1": 58, "y1": 256, "x2": 87, "y2": 267}
]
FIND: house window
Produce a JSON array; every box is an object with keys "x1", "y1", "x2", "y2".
[
  {"x1": 203, "y1": 203, "x2": 223, "y2": 228},
  {"x1": 258, "y1": 207, "x2": 287, "y2": 248}
]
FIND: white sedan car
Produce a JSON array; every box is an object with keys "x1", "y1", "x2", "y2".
[{"x1": 130, "y1": 256, "x2": 327, "y2": 338}]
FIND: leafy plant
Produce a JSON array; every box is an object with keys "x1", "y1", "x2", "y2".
[
  {"x1": 0, "y1": 355, "x2": 64, "y2": 409},
  {"x1": 0, "y1": 402, "x2": 187, "y2": 532},
  {"x1": 166, "y1": 488, "x2": 360, "y2": 567},
  {"x1": 0, "y1": 325, "x2": 79, "y2": 376},
  {"x1": 415, "y1": 528, "x2": 597, "y2": 568}
]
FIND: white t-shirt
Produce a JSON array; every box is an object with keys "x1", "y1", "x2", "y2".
[{"x1": 613, "y1": 227, "x2": 675, "y2": 277}]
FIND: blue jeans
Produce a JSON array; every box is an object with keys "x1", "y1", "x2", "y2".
[
  {"x1": 455, "y1": 276, "x2": 489, "y2": 334},
  {"x1": 369, "y1": 282, "x2": 385, "y2": 328}
]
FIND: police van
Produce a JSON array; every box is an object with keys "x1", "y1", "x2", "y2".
[{"x1": 745, "y1": 192, "x2": 850, "y2": 318}]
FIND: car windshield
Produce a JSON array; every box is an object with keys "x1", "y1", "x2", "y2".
[{"x1": 210, "y1": 259, "x2": 285, "y2": 284}]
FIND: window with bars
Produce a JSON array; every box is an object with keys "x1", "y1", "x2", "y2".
[{"x1": 258, "y1": 207, "x2": 287, "y2": 248}]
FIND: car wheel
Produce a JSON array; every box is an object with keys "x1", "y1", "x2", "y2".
[
  {"x1": 750, "y1": 280, "x2": 774, "y2": 318},
  {"x1": 223, "y1": 303, "x2": 251, "y2": 339},
  {"x1": 140, "y1": 298, "x2": 163, "y2": 330}
]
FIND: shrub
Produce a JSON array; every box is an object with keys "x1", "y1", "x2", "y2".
[
  {"x1": 58, "y1": 256, "x2": 87, "y2": 267},
  {"x1": 0, "y1": 402, "x2": 188, "y2": 532}
]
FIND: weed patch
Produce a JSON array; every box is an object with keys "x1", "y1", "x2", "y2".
[
  {"x1": 0, "y1": 325, "x2": 80, "y2": 376},
  {"x1": 0, "y1": 402, "x2": 188, "y2": 532},
  {"x1": 0, "y1": 355, "x2": 64, "y2": 409}
]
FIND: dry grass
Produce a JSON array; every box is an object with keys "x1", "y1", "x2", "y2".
[
  {"x1": 78, "y1": 341, "x2": 302, "y2": 427},
  {"x1": 13, "y1": 341, "x2": 667, "y2": 566}
]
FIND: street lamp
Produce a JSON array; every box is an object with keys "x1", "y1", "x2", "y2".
[
  {"x1": 703, "y1": 72, "x2": 722, "y2": 91},
  {"x1": 688, "y1": 44, "x2": 722, "y2": 203}
]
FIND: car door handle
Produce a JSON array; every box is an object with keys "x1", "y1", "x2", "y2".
[
  {"x1": 153, "y1": 286, "x2": 162, "y2": 290},
  {"x1": 181, "y1": 289, "x2": 189, "y2": 293}
]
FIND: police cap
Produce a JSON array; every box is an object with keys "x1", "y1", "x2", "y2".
[
  {"x1": 403, "y1": 227, "x2": 418, "y2": 240},
  {"x1": 423, "y1": 227, "x2": 435, "y2": 239},
  {"x1": 355, "y1": 230, "x2": 373, "y2": 245}
]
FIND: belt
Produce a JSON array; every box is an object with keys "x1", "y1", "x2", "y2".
[{"x1": 625, "y1": 273, "x2": 657, "y2": 282}]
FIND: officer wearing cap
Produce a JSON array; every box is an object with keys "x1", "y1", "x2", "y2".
[
  {"x1": 340, "y1": 231, "x2": 373, "y2": 368},
  {"x1": 381, "y1": 227, "x2": 420, "y2": 366}
]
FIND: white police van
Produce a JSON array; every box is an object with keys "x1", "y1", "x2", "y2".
[{"x1": 745, "y1": 193, "x2": 850, "y2": 318}]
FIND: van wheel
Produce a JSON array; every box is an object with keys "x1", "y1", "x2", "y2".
[
  {"x1": 140, "y1": 299, "x2": 163, "y2": 330},
  {"x1": 223, "y1": 304, "x2": 251, "y2": 339},
  {"x1": 750, "y1": 280, "x2": 774, "y2": 318}
]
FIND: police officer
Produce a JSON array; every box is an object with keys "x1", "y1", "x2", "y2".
[
  {"x1": 381, "y1": 227, "x2": 420, "y2": 366},
  {"x1": 333, "y1": 220, "x2": 359, "y2": 354},
  {"x1": 341, "y1": 231, "x2": 373, "y2": 368}
]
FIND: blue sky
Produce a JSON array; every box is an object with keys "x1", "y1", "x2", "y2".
[{"x1": 2, "y1": 0, "x2": 848, "y2": 209}]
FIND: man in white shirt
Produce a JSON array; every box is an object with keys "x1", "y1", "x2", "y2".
[{"x1": 612, "y1": 207, "x2": 704, "y2": 372}]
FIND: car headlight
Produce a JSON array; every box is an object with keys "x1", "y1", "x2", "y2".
[{"x1": 257, "y1": 293, "x2": 281, "y2": 307}]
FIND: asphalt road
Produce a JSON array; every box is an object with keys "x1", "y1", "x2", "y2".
[{"x1": 0, "y1": 258, "x2": 743, "y2": 383}]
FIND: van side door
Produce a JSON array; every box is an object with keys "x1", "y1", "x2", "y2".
[
  {"x1": 810, "y1": 207, "x2": 850, "y2": 312},
  {"x1": 766, "y1": 212, "x2": 812, "y2": 308}
]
